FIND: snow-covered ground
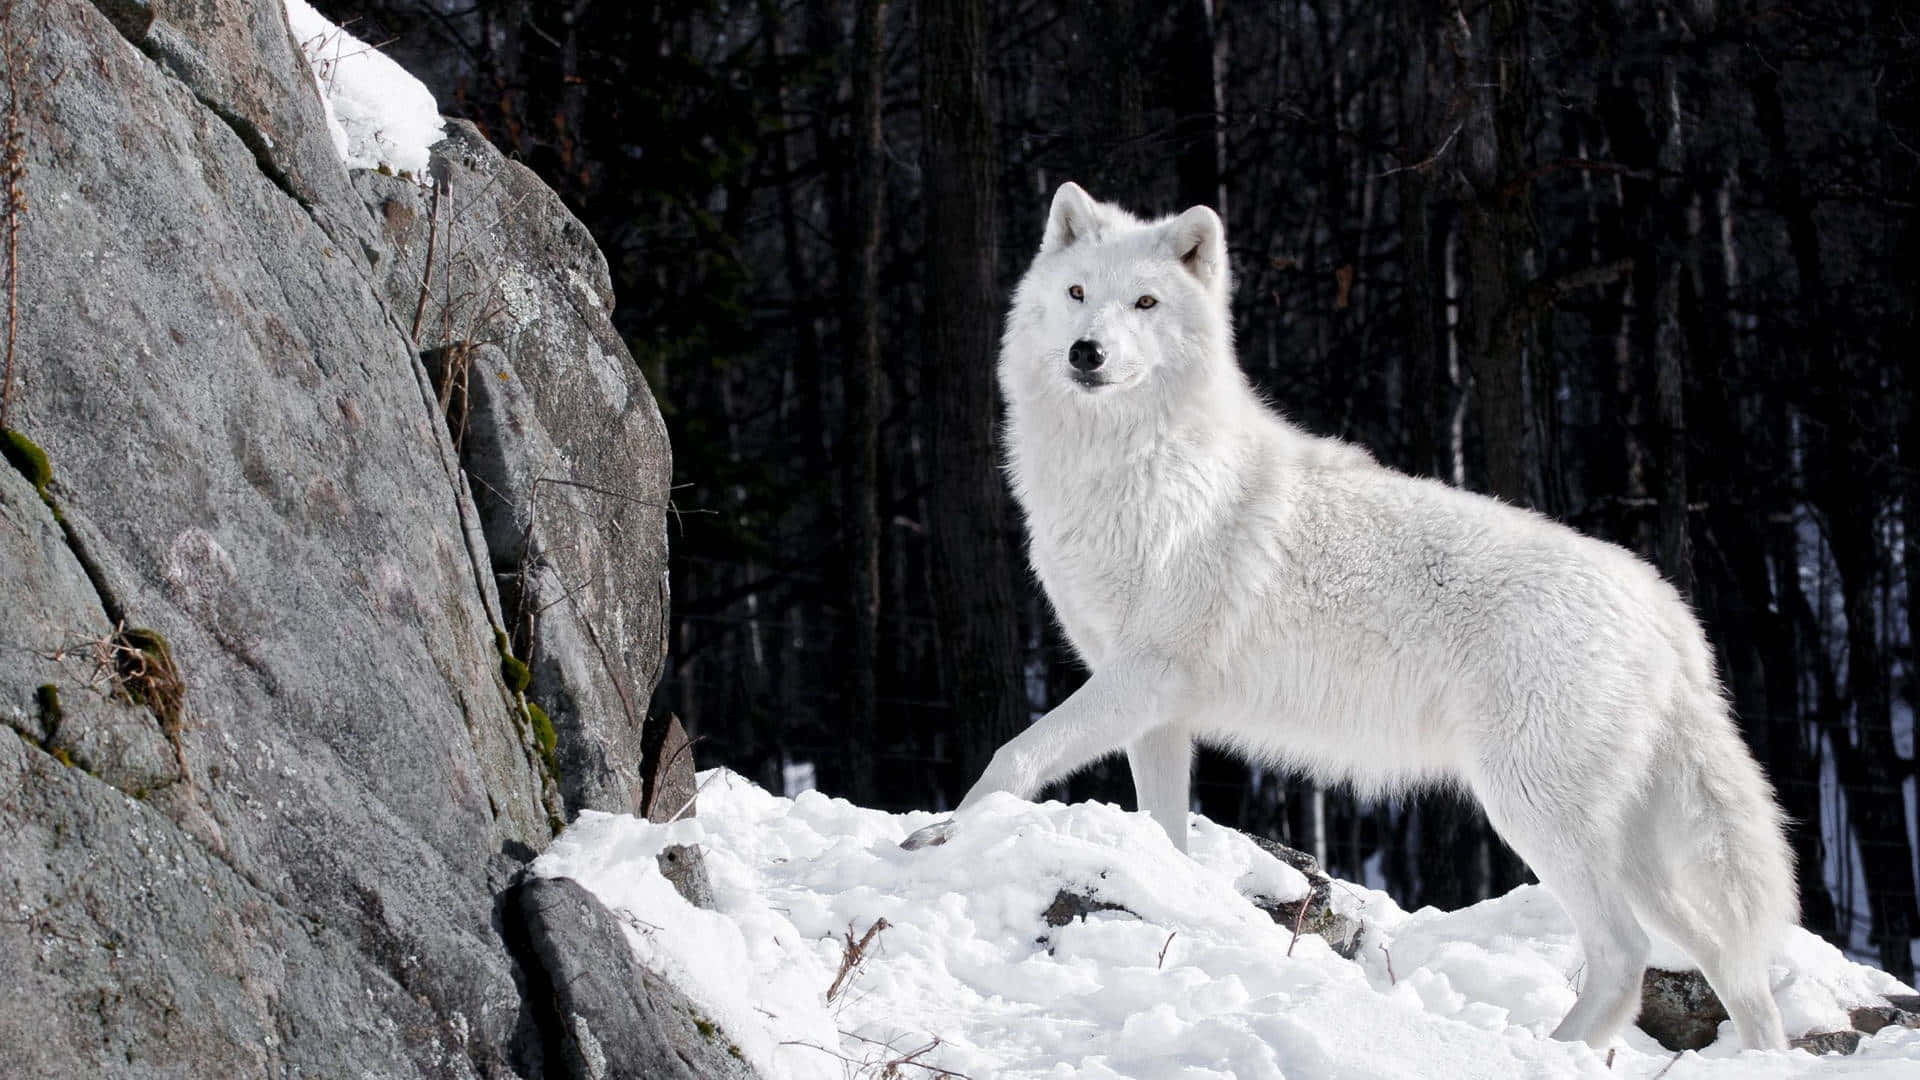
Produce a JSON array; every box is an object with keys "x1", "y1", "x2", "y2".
[
  {"x1": 284, "y1": 1, "x2": 444, "y2": 175},
  {"x1": 532, "y1": 771, "x2": 1920, "y2": 1080}
]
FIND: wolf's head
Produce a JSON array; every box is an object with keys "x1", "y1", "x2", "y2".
[{"x1": 1001, "y1": 182, "x2": 1231, "y2": 407}]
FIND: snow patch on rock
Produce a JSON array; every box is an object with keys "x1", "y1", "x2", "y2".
[{"x1": 284, "y1": 1, "x2": 443, "y2": 175}]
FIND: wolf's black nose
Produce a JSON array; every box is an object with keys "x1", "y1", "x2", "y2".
[{"x1": 1068, "y1": 339, "x2": 1106, "y2": 372}]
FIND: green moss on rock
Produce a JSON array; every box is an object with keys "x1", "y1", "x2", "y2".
[
  {"x1": 526, "y1": 700, "x2": 561, "y2": 782},
  {"x1": 526, "y1": 700, "x2": 556, "y2": 755},
  {"x1": 2, "y1": 428, "x2": 52, "y2": 501},
  {"x1": 494, "y1": 629, "x2": 531, "y2": 694}
]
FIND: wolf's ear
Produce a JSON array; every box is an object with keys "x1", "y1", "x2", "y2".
[
  {"x1": 1165, "y1": 206, "x2": 1226, "y2": 287},
  {"x1": 1041, "y1": 182, "x2": 1099, "y2": 254}
]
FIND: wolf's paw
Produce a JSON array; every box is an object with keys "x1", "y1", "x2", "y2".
[{"x1": 900, "y1": 819, "x2": 955, "y2": 850}]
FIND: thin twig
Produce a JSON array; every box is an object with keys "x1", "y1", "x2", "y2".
[
  {"x1": 0, "y1": 0, "x2": 59, "y2": 428},
  {"x1": 662, "y1": 762, "x2": 720, "y2": 824},
  {"x1": 410, "y1": 177, "x2": 442, "y2": 341},
  {"x1": 532, "y1": 474, "x2": 677, "y2": 511},
  {"x1": 1374, "y1": 119, "x2": 1464, "y2": 178},
  {"x1": 642, "y1": 725, "x2": 708, "y2": 819},
  {"x1": 826, "y1": 918, "x2": 891, "y2": 1003},
  {"x1": 786, "y1": 1032, "x2": 975, "y2": 1079},
  {"x1": 1286, "y1": 892, "x2": 1312, "y2": 957},
  {"x1": 1650, "y1": 1051, "x2": 1683, "y2": 1079},
  {"x1": 1379, "y1": 942, "x2": 1396, "y2": 985},
  {"x1": 1157, "y1": 930, "x2": 1177, "y2": 969}
]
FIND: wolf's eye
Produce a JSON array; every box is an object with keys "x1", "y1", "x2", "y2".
[
  {"x1": 1068, "y1": 285, "x2": 1084, "y2": 302},
  {"x1": 1136, "y1": 295, "x2": 1158, "y2": 310}
]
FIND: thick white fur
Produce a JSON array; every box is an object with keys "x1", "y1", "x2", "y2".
[{"x1": 928, "y1": 182, "x2": 1798, "y2": 1052}]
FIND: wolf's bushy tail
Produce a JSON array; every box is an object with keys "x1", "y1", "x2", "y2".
[
  {"x1": 1683, "y1": 694, "x2": 1798, "y2": 940},
  {"x1": 1661, "y1": 605, "x2": 1798, "y2": 945}
]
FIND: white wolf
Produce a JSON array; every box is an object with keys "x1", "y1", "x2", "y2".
[{"x1": 904, "y1": 182, "x2": 1797, "y2": 1052}]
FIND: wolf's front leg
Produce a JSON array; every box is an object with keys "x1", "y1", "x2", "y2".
[
  {"x1": 902, "y1": 658, "x2": 1177, "y2": 849},
  {"x1": 1126, "y1": 725, "x2": 1193, "y2": 852}
]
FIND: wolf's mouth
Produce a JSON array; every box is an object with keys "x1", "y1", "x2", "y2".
[{"x1": 1070, "y1": 371, "x2": 1111, "y2": 390}]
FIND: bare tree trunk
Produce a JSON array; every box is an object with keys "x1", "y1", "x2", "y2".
[
  {"x1": 1174, "y1": 0, "x2": 1227, "y2": 216},
  {"x1": 1458, "y1": 0, "x2": 1542, "y2": 898},
  {"x1": 919, "y1": 0, "x2": 1028, "y2": 800},
  {"x1": 840, "y1": 0, "x2": 889, "y2": 805},
  {"x1": 1396, "y1": 0, "x2": 1447, "y2": 482},
  {"x1": 1632, "y1": 10, "x2": 1692, "y2": 594},
  {"x1": 1462, "y1": 0, "x2": 1537, "y2": 511},
  {"x1": 1072, "y1": 0, "x2": 1147, "y2": 201}
]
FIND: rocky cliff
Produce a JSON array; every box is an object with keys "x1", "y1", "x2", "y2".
[{"x1": 0, "y1": 1, "x2": 711, "y2": 1074}]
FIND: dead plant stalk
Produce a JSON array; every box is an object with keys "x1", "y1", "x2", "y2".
[
  {"x1": 0, "y1": 0, "x2": 64, "y2": 429},
  {"x1": 826, "y1": 917, "x2": 890, "y2": 1003}
]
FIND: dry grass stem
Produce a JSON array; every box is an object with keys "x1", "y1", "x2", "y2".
[
  {"x1": 1286, "y1": 888, "x2": 1312, "y2": 957},
  {"x1": 826, "y1": 917, "x2": 891, "y2": 1003},
  {"x1": 1, "y1": 0, "x2": 64, "y2": 429},
  {"x1": 782, "y1": 1032, "x2": 972, "y2": 1080},
  {"x1": 48, "y1": 621, "x2": 191, "y2": 785}
]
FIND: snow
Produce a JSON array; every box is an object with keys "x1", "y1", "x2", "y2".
[
  {"x1": 532, "y1": 771, "x2": 1920, "y2": 1079},
  {"x1": 283, "y1": 1, "x2": 443, "y2": 176}
]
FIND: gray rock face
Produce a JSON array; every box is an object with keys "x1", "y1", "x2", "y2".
[
  {"x1": 0, "y1": 457, "x2": 112, "y2": 749},
  {"x1": 360, "y1": 124, "x2": 672, "y2": 820},
  {"x1": 1, "y1": 1, "x2": 680, "y2": 1075},
  {"x1": 1, "y1": 732, "x2": 471, "y2": 1076},
  {"x1": 508, "y1": 877, "x2": 756, "y2": 1080}
]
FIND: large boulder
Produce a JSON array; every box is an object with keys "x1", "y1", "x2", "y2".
[
  {"x1": 358, "y1": 121, "x2": 673, "y2": 820},
  {"x1": 0, "y1": 0, "x2": 680, "y2": 1073}
]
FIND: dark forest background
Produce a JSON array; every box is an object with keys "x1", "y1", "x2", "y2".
[{"x1": 323, "y1": 0, "x2": 1918, "y2": 978}]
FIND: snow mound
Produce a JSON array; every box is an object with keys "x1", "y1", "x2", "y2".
[
  {"x1": 533, "y1": 771, "x2": 1920, "y2": 1079},
  {"x1": 284, "y1": 1, "x2": 443, "y2": 175}
]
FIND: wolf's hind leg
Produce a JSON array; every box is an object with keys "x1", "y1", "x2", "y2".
[
  {"x1": 1480, "y1": 778, "x2": 1650, "y2": 1048},
  {"x1": 1537, "y1": 861, "x2": 1652, "y2": 1048},
  {"x1": 1126, "y1": 725, "x2": 1193, "y2": 852}
]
